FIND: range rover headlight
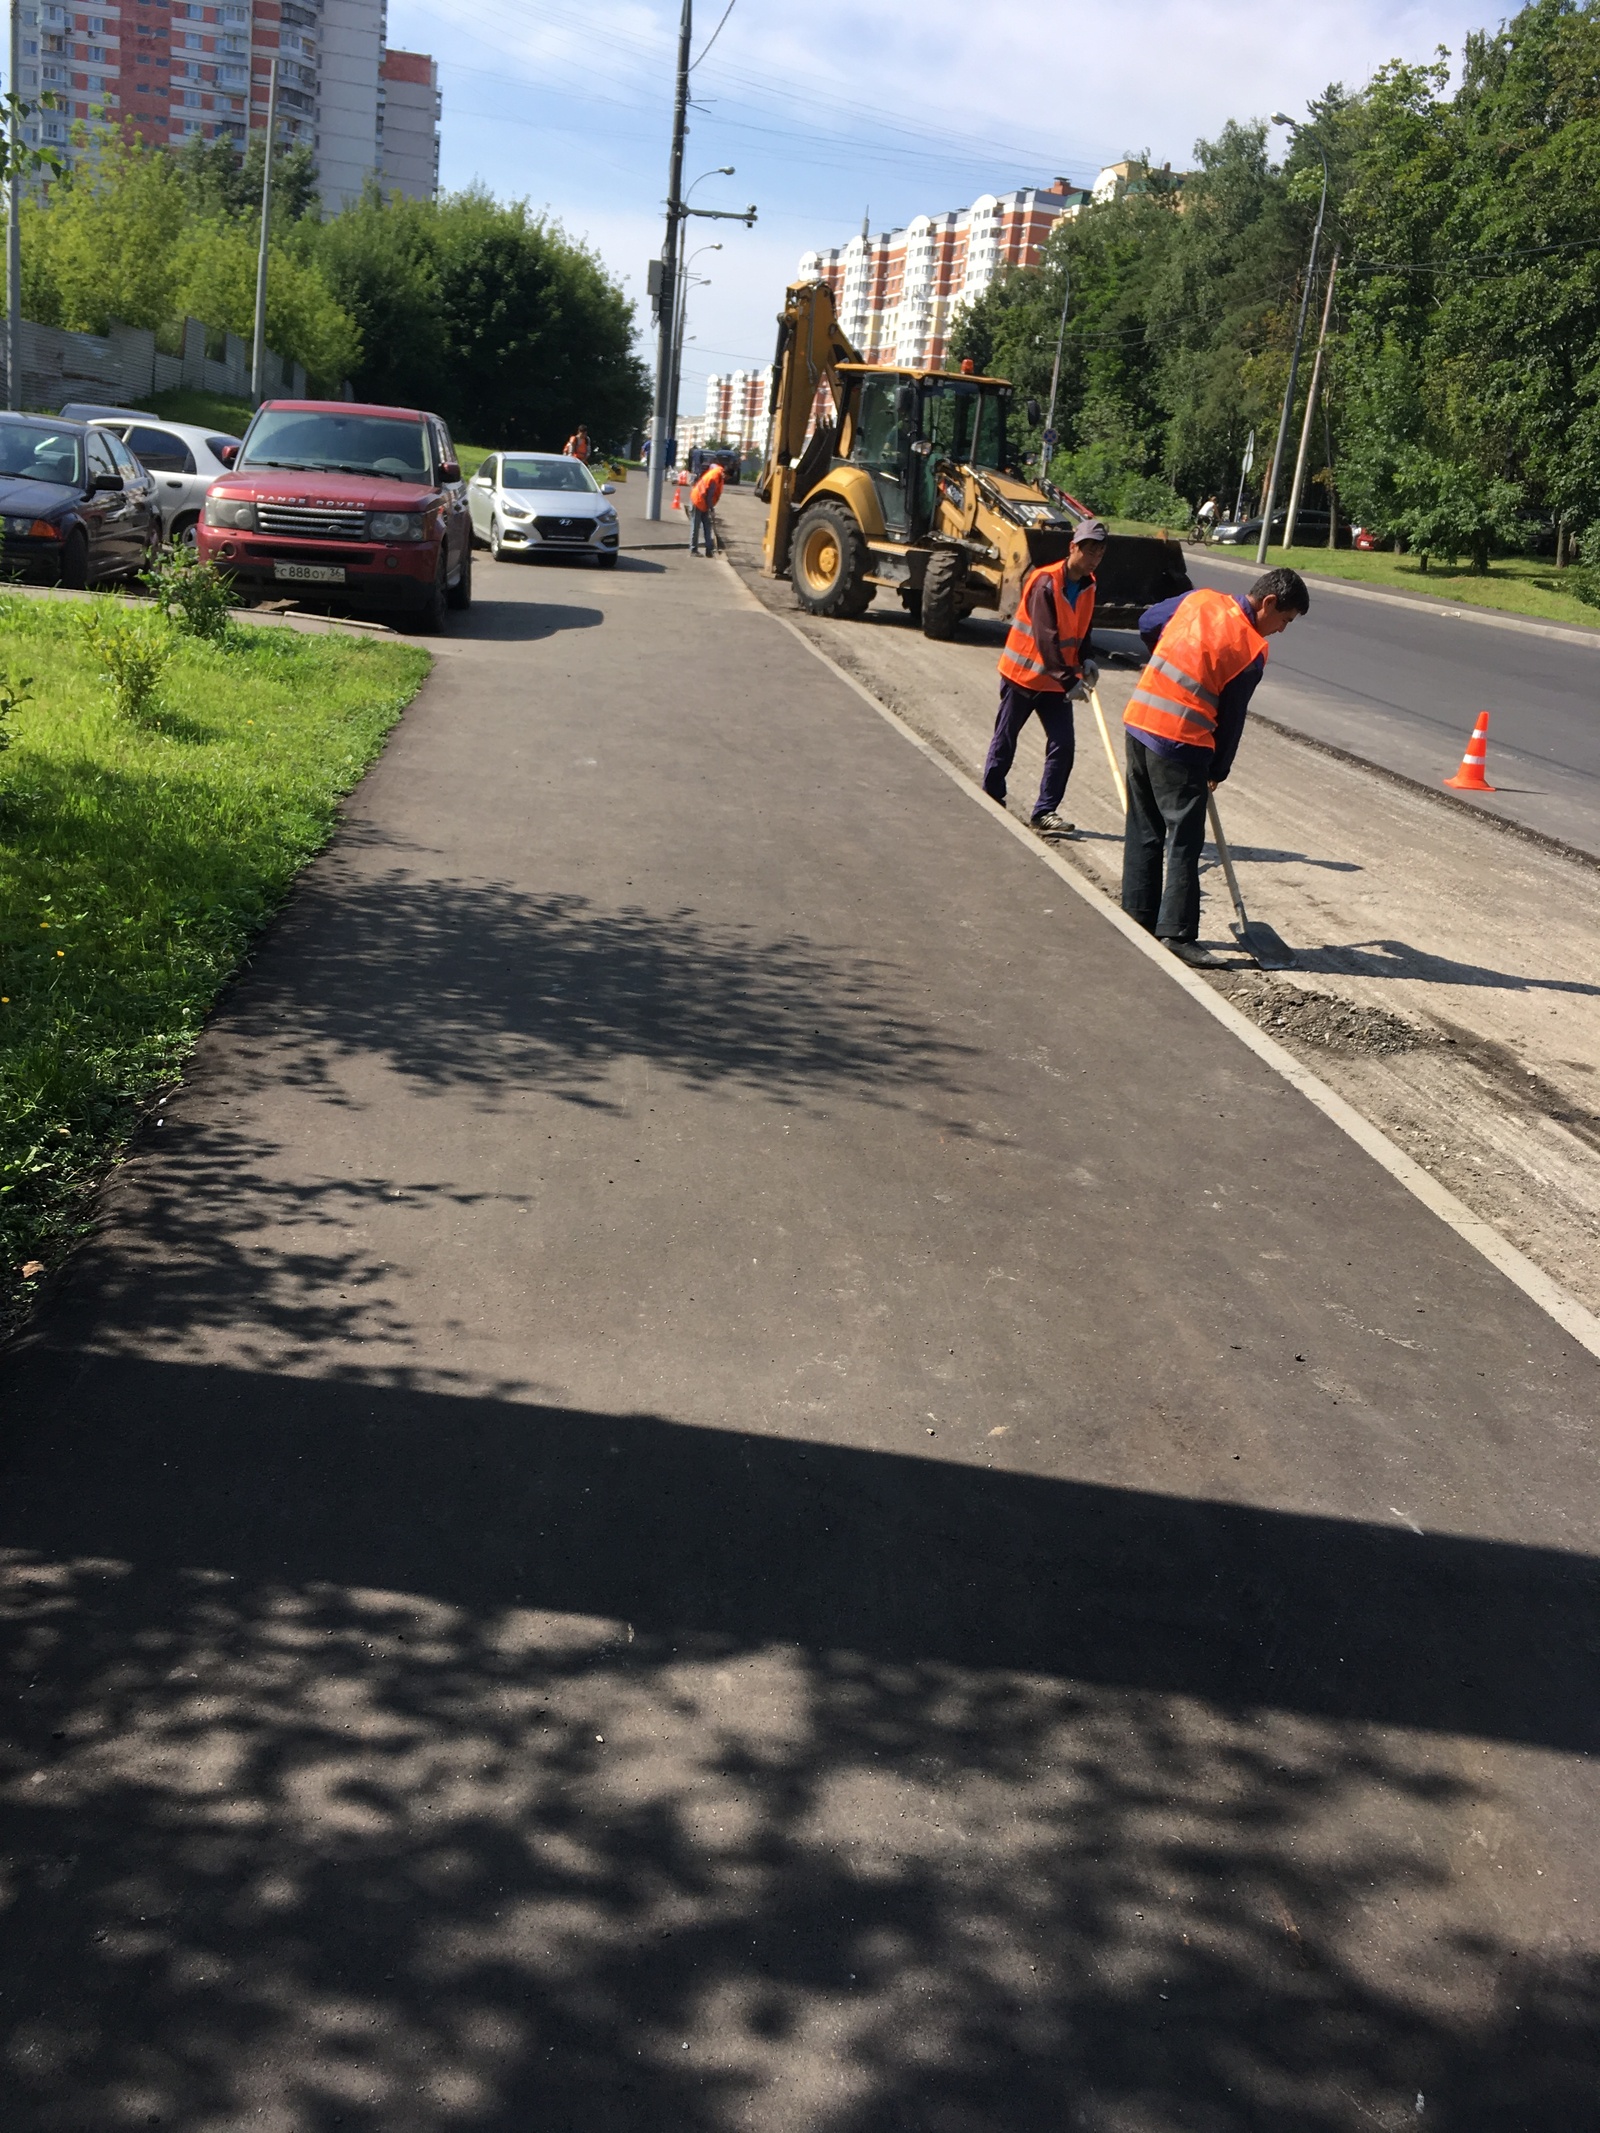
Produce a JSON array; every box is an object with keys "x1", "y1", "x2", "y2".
[
  {"x1": 204, "y1": 495, "x2": 257, "y2": 530},
  {"x1": 369, "y1": 510, "x2": 428, "y2": 541}
]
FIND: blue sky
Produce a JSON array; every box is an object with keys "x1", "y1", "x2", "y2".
[{"x1": 385, "y1": 0, "x2": 1498, "y2": 420}]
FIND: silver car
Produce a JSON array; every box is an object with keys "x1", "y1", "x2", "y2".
[
  {"x1": 63, "y1": 407, "x2": 244, "y2": 548},
  {"x1": 467, "y1": 452, "x2": 620, "y2": 567}
]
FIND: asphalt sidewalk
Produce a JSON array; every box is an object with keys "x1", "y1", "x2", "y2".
[{"x1": 2, "y1": 494, "x2": 1596, "y2": 2131}]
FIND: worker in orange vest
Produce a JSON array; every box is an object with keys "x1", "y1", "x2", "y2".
[
  {"x1": 1121, "y1": 567, "x2": 1309, "y2": 964},
  {"x1": 982, "y1": 516, "x2": 1107, "y2": 836},
  {"x1": 564, "y1": 426, "x2": 591, "y2": 462},
  {"x1": 689, "y1": 459, "x2": 725, "y2": 556}
]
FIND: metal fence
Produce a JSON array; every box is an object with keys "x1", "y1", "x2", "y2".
[{"x1": 4, "y1": 314, "x2": 306, "y2": 415}]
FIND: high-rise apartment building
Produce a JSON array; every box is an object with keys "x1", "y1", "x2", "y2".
[
  {"x1": 377, "y1": 46, "x2": 438, "y2": 201},
  {"x1": 701, "y1": 367, "x2": 771, "y2": 452},
  {"x1": 12, "y1": 0, "x2": 439, "y2": 213},
  {"x1": 798, "y1": 168, "x2": 1172, "y2": 370}
]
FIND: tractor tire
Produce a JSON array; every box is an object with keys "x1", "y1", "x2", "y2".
[
  {"x1": 920, "y1": 547, "x2": 967, "y2": 639},
  {"x1": 790, "y1": 500, "x2": 874, "y2": 618}
]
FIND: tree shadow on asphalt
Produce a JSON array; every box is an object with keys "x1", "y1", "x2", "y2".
[
  {"x1": 1, "y1": 1364, "x2": 1597, "y2": 2131},
  {"x1": 219, "y1": 867, "x2": 977, "y2": 1117}
]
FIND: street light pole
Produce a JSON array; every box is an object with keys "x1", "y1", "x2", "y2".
[
  {"x1": 1283, "y1": 243, "x2": 1338, "y2": 548},
  {"x1": 645, "y1": 0, "x2": 693, "y2": 522},
  {"x1": 1038, "y1": 259, "x2": 1070, "y2": 484},
  {"x1": 1254, "y1": 116, "x2": 1328, "y2": 567},
  {"x1": 6, "y1": 0, "x2": 23, "y2": 411},
  {"x1": 667, "y1": 200, "x2": 725, "y2": 456},
  {"x1": 250, "y1": 57, "x2": 278, "y2": 405}
]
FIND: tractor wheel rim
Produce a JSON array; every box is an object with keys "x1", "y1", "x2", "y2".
[{"x1": 804, "y1": 529, "x2": 839, "y2": 587}]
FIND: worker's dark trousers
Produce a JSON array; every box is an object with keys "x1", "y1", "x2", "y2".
[
  {"x1": 690, "y1": 506, "x2": 717, "y2": 554},
  {"x1": 982, "y1": 679, "x2": 1075, "y2": 818},
  {"x1": 1121, "y1": 733, "x2": 1211, "y2": 942}
]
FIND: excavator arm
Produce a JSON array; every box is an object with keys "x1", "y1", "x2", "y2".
[{"x1": 756, "y1": 280, "x2": 860, "y2": 578}]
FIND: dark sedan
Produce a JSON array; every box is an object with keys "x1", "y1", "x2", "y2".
[{"x1": 0, "y1": 414, "x2": 160, "y2": 587}]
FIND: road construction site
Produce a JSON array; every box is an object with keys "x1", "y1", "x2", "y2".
[
  {"x1": 3, "y1": 478, "x2": 1598, "y2": 2130},
  {"x1": 717, "y1": 483, "x2": 1600, "y2": 1322}
]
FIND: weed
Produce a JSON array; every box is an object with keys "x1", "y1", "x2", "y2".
[
  {"x1": 79, "y1": 602, "x2": 174, "y2": 724},
  {"x1": 142, "y1": 545, "x2": 237, "y2": 643},
  {"x1": 0, "y1": 669, "x2": 30, "y2": 759}
]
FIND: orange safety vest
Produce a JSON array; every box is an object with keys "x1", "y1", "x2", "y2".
[
  {"x1": 565, "y1": 433, "x2": 590, "y2": 461},
  {"x1": 691, "y1": 465, "x2": 725, "y2": 512},
  {"x1": 997, "y1": 560, "x2": 1095, "y2": 693},
  {"x1": 1124, "y1": 587, "x2": 1269, "y2": 751}
]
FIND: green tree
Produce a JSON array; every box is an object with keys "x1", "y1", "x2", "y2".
[
  {"x1": 172, "y1": 130, "x2": 321, "y2": 225},
  {"x1": 170, "y1": 217, "x2": 359, "y2": 386},
  {"x1": 19, "y1": 123, "x2": 185, "y2": 330}
]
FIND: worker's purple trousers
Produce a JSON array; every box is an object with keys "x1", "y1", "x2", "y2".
[{"x1": 982, "y1": 679, "x2": 1076, "y2": 819}]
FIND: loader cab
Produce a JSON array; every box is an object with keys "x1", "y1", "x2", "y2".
[{"x1": 837, "y1": 366, "x2": 1011, "y2": 542}]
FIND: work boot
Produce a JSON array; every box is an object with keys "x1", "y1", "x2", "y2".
[
  {"x1": 1031, "y1": 810, "x2": 1075, "y2": 838},
  {"x1": 1163, "y1": 938, "x2": 1224, "y2": 969}
]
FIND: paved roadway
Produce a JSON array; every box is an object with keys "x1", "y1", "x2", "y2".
[
  {"x1": 1, "y1": 492, "x2": 1597, "y2": 2132},
  {"x1": 1141, "y1": 551, "x2": 1600, "y2": 858}
]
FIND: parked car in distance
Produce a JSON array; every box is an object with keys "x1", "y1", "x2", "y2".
[
  {"x1": 195, "y1": 400, "x2": 473, "y2": 632},
  {"x1": 707, "y1": 447, "x2": 741, "y2": 485},
  {"x1": 64, "y1": 405, "x2": 243, "y2": 549},
  {"x1": 0, "y1": 412, "x2": 160, "y2": 586},
  {"x1": 466, "y1": 452, "x2": 620, "y2": 566},
  {"x1": 1212, "y1": 506, "x2": 1350, "y2": 548}
]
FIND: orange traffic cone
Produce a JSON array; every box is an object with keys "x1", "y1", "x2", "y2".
[
  {"x1": 671, "y1": 488, "x2": 681, "y2": 511},
  {"x1": 1445, "y1": 711, "x2": 1495, "y2": 792}
]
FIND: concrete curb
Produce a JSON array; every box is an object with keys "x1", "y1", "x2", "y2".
[{"x1": 724, "y1": 559, "x2": 1600, "y2": 1366}]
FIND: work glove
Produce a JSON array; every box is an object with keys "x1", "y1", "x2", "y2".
[{"x1": 1080, "y1": 658, "x2": 1101, "y2": 691}]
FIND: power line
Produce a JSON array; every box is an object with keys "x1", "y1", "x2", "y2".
[{"x1": 690, "y1": 0, "x2": 737, "y2": 71}]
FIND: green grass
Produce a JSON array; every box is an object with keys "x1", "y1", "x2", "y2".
[
  {"x1": 145, "y1": 387, "x2": 256, "y2": 436},
  {"x1": 1194, "y1": 542, "x2": 1600, "y2": 630},
  {"x1": 456, "y1": 443, "x2": 491, "y2": 480},
  {"x1": 0, "y1": 596, "x2": 429, "y2": 1327}
]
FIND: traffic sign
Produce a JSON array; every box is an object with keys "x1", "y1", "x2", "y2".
[{"x1": 1043, "y1": 427, "x2": 1058, "y2": 446}]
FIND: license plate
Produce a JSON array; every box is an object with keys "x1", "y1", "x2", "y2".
[{"x1": 275, "y1": 561, "x2": 346, "y2": 584}]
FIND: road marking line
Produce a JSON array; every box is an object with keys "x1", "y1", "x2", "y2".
[{"x1": 747, "y1": 583, "x2": 1600, "y2": 1364}]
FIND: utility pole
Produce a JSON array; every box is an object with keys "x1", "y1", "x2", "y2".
[
  {"x1": 1283, "y1": 245, "x2": 1338, "y2": 549},
  {"x1": 250, "y1": 57, "x2": 278, "y2": 406},
  {"x1": 1038, "y1": 260, "x2": 1070, "y2": 484},
  {"x1": 645, "y1": 0, "x2": 692, "y2": 522},
  {"x1": 1255, "y1": 116, "x2": 1328, "y2": 566},
  {"x1": 6, "y1": 0, "x2": 22, "y2": 411}
]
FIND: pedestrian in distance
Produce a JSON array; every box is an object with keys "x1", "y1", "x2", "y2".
[
  {"x1": 1120, "y1": 567, "x2": 1309, "y2": 966},
  {"x1": 689, "y1": 459, "x2": 725, "y2": 555},
  {"x1": 564, "y1": 425, "x2": 591, "y2": 462},
  {"x1": 981, "y1": 517, "x2": 1107, "y2": 838},
  {"x1": 1195, "y1": 493, "x2": 1218, "y2": 542}
]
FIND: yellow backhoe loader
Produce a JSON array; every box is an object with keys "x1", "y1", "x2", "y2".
[{"x1": 756, "y1": 279, "x2": 1190, "y2": 640}]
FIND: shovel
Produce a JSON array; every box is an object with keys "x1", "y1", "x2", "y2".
[{"x1": 1205, "y1": 794, "x2": 1296, "y2": 970}]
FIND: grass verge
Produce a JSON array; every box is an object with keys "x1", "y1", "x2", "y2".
[
  {"x1": 0, "y1": 594, "x2": 429, "y2": 1335},
  {"x1": 1192, "y1": 543, "x2": 1600, "y2": 630},
  {"x1": 146, "y1": 387, "x2": 255, "y2": 435}
]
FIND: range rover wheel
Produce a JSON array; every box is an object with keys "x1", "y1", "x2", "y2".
[
  {"x1": 414, "y1": 549, "x2": 449, "y2": 634},
  {"x1": 790, "y1": 500, "x2": 874, "y2": 618},
  {"x1": 446, "y1": 541, "x2": 472, "y2": 610}
]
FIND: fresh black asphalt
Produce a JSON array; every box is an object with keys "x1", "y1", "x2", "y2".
[{"x1": 1, "y1": 497, "x2": 1596, "y2": 2130}]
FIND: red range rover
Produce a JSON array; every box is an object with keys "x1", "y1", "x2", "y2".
[{"x1": 197, "y1": 399, "x2": 473, "y2": 631}]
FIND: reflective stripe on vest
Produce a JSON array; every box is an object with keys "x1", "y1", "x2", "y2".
[
  {"x1": 691, "y1": 468, "x2": 724, "y2": 511},
  {"x1": 1124, "y1": 587, "x2": 1268, "y2": 750},
  {"x1": 997, "y1": 561, "x2": 1094, "y2": 692}
]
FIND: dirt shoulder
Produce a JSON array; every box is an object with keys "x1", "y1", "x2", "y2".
[{"x1": 719, "y1": 490, "x2": 1600, "y2": 1316}]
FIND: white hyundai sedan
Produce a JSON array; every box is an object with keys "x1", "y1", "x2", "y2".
[{"x1": 466, "y1": 452, "x2": 620, "y2": 567}]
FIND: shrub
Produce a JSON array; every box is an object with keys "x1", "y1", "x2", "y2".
[
  {"x1": 80, "y1": 604, "x2": 173, "y2": 723},
  {"x1": 142, "y1": 544, "x2": 236, "y2": 642}
]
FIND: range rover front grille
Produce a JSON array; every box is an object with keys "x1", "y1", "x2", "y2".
[{"x1": 256, "y1": 502, "x2": 368, "y2": 539}]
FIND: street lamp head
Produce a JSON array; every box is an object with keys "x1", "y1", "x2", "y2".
[
  {"x1": 1269, "y1": 110, "x2": 1294, "y2": 126},
  {"x1": 718, "y1": 166, "x2": 734, "y2": 175}
]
